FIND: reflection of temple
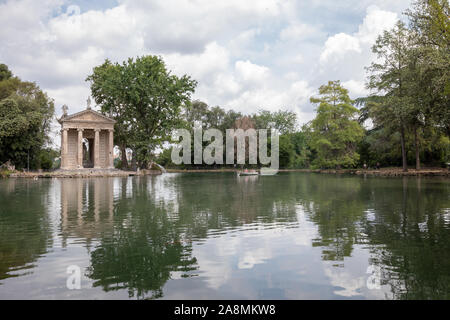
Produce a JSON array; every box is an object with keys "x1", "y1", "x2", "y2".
[{"x1": 60, "y1": 178, "x2": 115, "y2": 246}]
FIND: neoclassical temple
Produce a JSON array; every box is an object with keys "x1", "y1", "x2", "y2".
[{"x1": 58, "y1": 100, "x2": 115, "y2": 170}]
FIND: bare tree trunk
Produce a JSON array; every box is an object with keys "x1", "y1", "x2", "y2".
[
  {"x1": 400, "y1": 126, "x2": 408, "y2": 172},
  {"x1": 414, "y1": 127, "x2": 420, "y2": 170},
  {"x1": 120, "y1": 144, "x2": 128, "y2": 169}
]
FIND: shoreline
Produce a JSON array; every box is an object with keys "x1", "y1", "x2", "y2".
[
  {"x1": 2, "y1": 167, "x2": 448, "y2": 178},
  {"x1": 4, "y1": 169, "x2": 161, "y2": 179},
  {"x1": 165, "y1": 168, "x2": 450, "y2": 177}
]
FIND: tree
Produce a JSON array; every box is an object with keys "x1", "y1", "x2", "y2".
[
  {"x1": 288, "y1": 130, "x2": 312, "y2": 168},
  {"x1": 0, "y1": 65, "x2": 54, "y2": 169},
  {"x1": 406, "y1": 0, "x2": 450, "y2": 49},
  {"x1": 220, "y1": 109, "x2": 243, "y2": 133},
  {"x1": 406, "y1": 0, "x2": 450, "y2": 143},
  {"x1": 86, "y1": 59, "x2": 131, "y2": 168},
  {"x1": 184, "y1": 100, "x2": 209, "y2": 126},
  {"x1": 206, "y1": 106, "x2": 227, "y2": 129},
  {"x1": 308, "y1": 81, "x2": 364, "y2": 169},
  {"x1": 366, "y1": 12, "x2": 450, "y2": 170},
  {"x1": 253, "y1": 110, "x2": 297, "y2": 134},
  {"x1": 0, "y1": 64, "x2": 12, "y2": 82},
  {"x1": 367, "y1": 21, "x2": 418, "y2": 171},
  {"x1": 39, "y1": 148, "x2": 59, "y2": 170},
  {"x1": 278, "y1": 135, "x2": 295, "y2": 168},
  {"x1": 87, "y1": 56, "x2": 197, "y2": 169}
]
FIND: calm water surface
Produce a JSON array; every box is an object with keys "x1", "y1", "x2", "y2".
[{"x1": 0, "y1": 173, "x2": 449, "y2": 299}]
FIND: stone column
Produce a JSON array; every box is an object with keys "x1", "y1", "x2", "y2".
[
  {"x1": 61, "y1": 128, "x2": 69, "y2": 169},
  {"x1": 94, "y1": 129, "x2": 101, "y2": 169},
  {"x1": 77, "y1": 128, "x2": 84, "y2": 169},
  {"x1": 108, "y1": 129, "x2": 114, "y2": 169}
]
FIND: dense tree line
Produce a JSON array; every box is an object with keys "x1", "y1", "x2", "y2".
[
  {"x1": 157, "y1": 101, "x2": 301, "y2": 169},
  {"x1": 85, "y1": 0, "x2": 448, "y2": 171},
  {"x1": 361, "y1": 0, "x2": 449, "y2": 171},
  {"x1": 156, "y1": 81, "x2": 362, "y2": 170},
  {"x1": 2, "y1": 0, "x2": 445, "y2": 172},
  {"x1": 159, "y1": 0, "x2": 449, "y2": 170}
]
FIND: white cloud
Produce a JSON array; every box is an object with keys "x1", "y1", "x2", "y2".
[
  {"x1": 164, "y1": 42, "x2": 230, "y2": 82},
  {"x1": 46, "y1": 85, "x2": 91, "y2": 114},
  {"x1": 356, "y1": 5, "x2": 402, "y2": 44},
  {"x1": 226, "y1": 80, "x2": 314, "y2": 116},
  {"x1": 235, "y1": 60, "x2": 270, "y2": 85},
  {"x1": 123, "y1": 0, "x2": 283, "y2": 54},
  {"x1": 229, "y1": 28, "x2": 261, "y2": 55},
  {"x1": 342, "y1": 79, "x2": 369, "y2": 98},
  {"x1": 0, "y1": 0, "x2": 411, "y2": 130},
  {"x1": 320, "y1": 6, "x2": 398, "y2": 64},
  {"x1": 320, "y1": 33, "x2": 362, "y2": 63},
  {"x1": 318, "y1": 6, "x2": 399, "y2": 98},
  {"x1": 280, "y1": 23, "x2": 320, "y2": 42}
]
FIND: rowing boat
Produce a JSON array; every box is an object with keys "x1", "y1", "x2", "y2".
[{"x1": 237, "y1": 171, "x2": 259, "y2": 176}]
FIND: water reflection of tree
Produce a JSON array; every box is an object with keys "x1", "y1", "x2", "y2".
[
  {"x1": 0, "y1": 179, "x2": 52, "y2": 282},
  {"x1": 85, "y1": 173, "x2": 303, "y2": 298},
  {"x1": 295, "y1": 174, "x2": 367, "y2": 261},
  {"x1": 70, "y1": 174, "x2": 450, "y2": 299},
  {"x1": 85, "y1": 177, "x2": 198, "y2": 299},
  {"x1": 174, "y1": 173, "x2": 300, "y2": 238},
  {"x1": 362, "y1": 177, "x2": 450, "y2": 299},
  {"x1": 296, "y1": 174, "x2": 450, "y2": 299}
]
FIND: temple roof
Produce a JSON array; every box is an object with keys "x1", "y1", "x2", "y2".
[{"x1": 58, "y1": 109, "x2": 116, "y2": 124}]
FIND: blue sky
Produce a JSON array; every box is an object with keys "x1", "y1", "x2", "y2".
[{"x1": 0, "y1": 0, "x2": 412, "y2": 132}]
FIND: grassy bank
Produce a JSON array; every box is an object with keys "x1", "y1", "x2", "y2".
[{"x1": 0, "y1": 169, "x2": 13, "y2": 178}]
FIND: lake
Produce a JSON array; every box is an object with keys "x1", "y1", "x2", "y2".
[{"x1": 0, "y1": 173, "x2": 449, "y2": 299}]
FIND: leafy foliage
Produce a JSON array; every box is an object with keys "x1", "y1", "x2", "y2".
[
  {"x1": 0, "y1": 64, "x2": 55, "y2": 169},
  {"x1": 308, "y1": 81, "x2": 364, "y2": 168},
  {"x1": 364, "y1": 2, "x2": 450, "y2": 169},
  {"x1": 87, "y1": 56, "x2": 197, "y2": 168}
]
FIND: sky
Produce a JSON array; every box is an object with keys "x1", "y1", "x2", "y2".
[{"x1": 0, "y1": 0, "x2": 413, "y2": 141}]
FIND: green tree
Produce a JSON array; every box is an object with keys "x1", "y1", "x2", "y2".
[
  {"x1": 406, "y1": 0, "x2": 450, "y2": 49},
  {"x1": 288, "y1": 130, "x2": 312, "y2": 168},
  {"x1": 406, "y1": 0, "x2": 450, "y2": 149},
  {"x1": 252, "y1": 110, "x2": 297, "y2": 134},
  {"x1": 86, "y1": 59, "x2": 131, "y2": 168},
  {"x1": 367, "y1": 21, "x2": 418, "y2": 171},
  {"x1": 39, "y1": 148, "x2": 59, "y2": 170},
  {"x1": 206, "y1": 106, "x2": 227, "y2": 129},
  {"x1": 87, "y1": 56, "x2": 197, "y2": 169},
  {"x1": 0, "y1": 65, "x2": 54, "y2": 169},
  {"x1": 278, "y1": 135, "x2": 295, "y2": 168},
  {"x1": 308, "y1": 81, "x2": 364, "y2": 169},
  {"x1": 366, "y1": 14, "x2": 449, "y2": 170},
  {"x1": 184, "y1": 100, "x2": 209, "y2": 126},
  {"x1": 0, "y1": 64, "x2": 12, "y2": 82}
]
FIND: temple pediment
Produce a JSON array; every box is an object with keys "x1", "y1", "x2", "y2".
[{"x1": 58, "y1": 109, "x2": 116, "y2": 124}]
